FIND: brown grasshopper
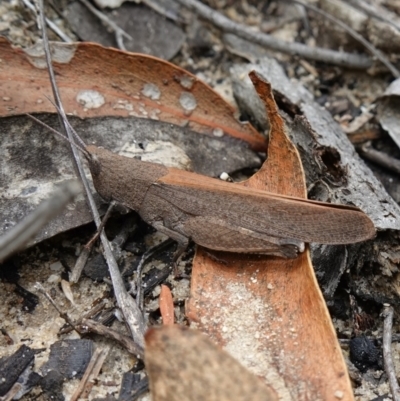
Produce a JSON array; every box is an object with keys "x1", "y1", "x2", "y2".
[{"x1": 29, "y1": 114, "x2": 375, "y2": 260}]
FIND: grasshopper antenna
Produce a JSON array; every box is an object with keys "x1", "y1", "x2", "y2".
[
  {"x1": 26, "y1": 114, "x2": 90, "y2": 159},
  {"x1": 44, "y1": 95, "x2": 88, "y2": 151}
]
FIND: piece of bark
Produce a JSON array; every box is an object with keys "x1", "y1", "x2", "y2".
[
  {"x1": 41, "y1": 339, "x2": 94, "y2": 379},
  {"x1": 377, "y1": 77, "x2": 400, "y2": 150},
  {"x1": 118, "y1": 372, "x2": 148, "y2": 401},
  {"x1": 230, "y1": 57, "x2": 400, "y2": 297},
  {"x1": 145, "y1": 325, "x2": 278, "y2": 401},
  {"x1": 0, "y1": 345, "x2": 36, "y2": 396},
  {"x1": 231, "y1": 60, "x2": 400, "y2": 227}
]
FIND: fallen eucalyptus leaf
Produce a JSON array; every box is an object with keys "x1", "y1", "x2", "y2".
[{"x1": 0, "y1": 37, "x2": 264, "y2": 245}]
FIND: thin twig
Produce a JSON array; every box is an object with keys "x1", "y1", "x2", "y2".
[
  {"x1": 86, "y1": 201, "x2": 116, "y2": 249},
  {"x1": 42, "y1": 96, "x2": 88, "y2": 149},
  {"x1": 340, "y1": 333, "x2": 400, "y2": 345},
  {"x1": 60, "y1": 300, "x2": 107, "y2": 334},
  {"x1": 78, "y1": 0, "x2": 132, "y2": 50},
  {"x1": 36, "y1": 0, "x2": 145, "y2": 348},
  {"x1": 141, "y1": 0, "x2": 181, "y2": 21},
  {"x1": 82, "y1": 319, "x2": 144, "y2": 359},
  {"x1": 69, "y1": 247, "x2": 91, "y2": 284},
  {"x1": 359, "y1": 142, "x2": 400, "y2": 175},
  {"x1": 136, "y1": 239, "x2": 174, "y2": 310},
  {"x1": 175, "y1": 0, "x2": 372, "y2": 69},
  {"x1": 348, "y1": 0, "x2": 400, "y2": 33},
  {"x1": 21, "y1": 0, "x2": 73, "y2": 43},
  {"x1": 35, "y1": 282, "x2": 80, "y2": 333},
  {"x1": 382, "y1": 304, "x2": 400, "y2": 401},
  {"x1": 71, "y1": 211, "x2": 136, "y2": 283},
  {"x1": 0, "y1": 383, "x2": 23, "y2": 401},
  {"x1": 36, "y1": 285, "x2": 144, "y2": 360},
  {"x1": 26, "y1": 114, "x2": 89, "y2": 156},
  {"x1": 69, "y1": 201, "x2": 115, "y2": 283},
  {"x1": 289, "y1": 0, "x2": 400, "y2": 78},
  {"x1": 0, "y1": 182, "x2": 80, "y2": 263},
  {"x1": 70, "y1": 347, "x2": 109, "y2": 401}
]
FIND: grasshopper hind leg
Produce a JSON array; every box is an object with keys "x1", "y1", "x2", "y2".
[{"x1": 182, "y1": 216, "x2": 304, "y2": 259}]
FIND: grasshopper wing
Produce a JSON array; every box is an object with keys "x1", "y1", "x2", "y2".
[{"x1": 143, "y1": 168, "x2": 375, "y2": 247}]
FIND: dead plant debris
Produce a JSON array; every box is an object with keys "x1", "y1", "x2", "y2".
[{"x1": 1, "y1": 1, "x2": 400, "y2": 400}]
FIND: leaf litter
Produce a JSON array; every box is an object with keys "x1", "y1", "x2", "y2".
[{"x1": 1, "y1": 1, "x2": 400, "y2": 400}]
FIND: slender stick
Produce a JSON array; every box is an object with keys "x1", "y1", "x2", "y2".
[
  {"x1": 35, "y1": 282, "x2": 80, "y2": 334},
  {"x1": 36, "y1": 0, "x2": 145, "y2": 348},
  {"x1": 382, "y1": 304, "x2": 400, "y2": 401},
  {"x1": 136, "y1": 239, "x2": 174, "y2": 310},
  {"x1": 0, "y1": 383, "x2": 23, "y2": 401},
  {"x1": 78, "y1": 0, "x2": 132, "y2": 50},
  {"x1": 59, "y1": 300, "x2": 107, "y2": 334},
  {"x1": 86, "y1": 201, "x2": 116, "y2": 249},
  {"x1": 20, "y1": 0, "x2": 73, "y2": 43},
  {"x1": 290, "y1": 0, "x2": 400, "y2": 78},
  {"x1": 359, "y1": 143, "x2": 400, "y2": 175},
  {"x1": 175, "y1": 0, "x2": 372, "y2": 69},
  {"x1": 82, "y1": 319, "x2": 144, "y2": 359},
  {"x1": 348, "y1": 0, "x2": 400, "y2": 33},
  {"x1": 0, "y1": 182, "x2": 80, "y2": 263},
  {"x1": 69, "y1": 201, "x2": 115, "y2": 283},
  {"x1": 69, "y1": 347, "x2": 109, "y2": 401}
]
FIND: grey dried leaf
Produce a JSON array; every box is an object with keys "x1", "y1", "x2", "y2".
[
  {"x1": 0, "y1": 181, "x2": 80, "y2": 262},
  {"x1": 0, "y1": 114, "x2": 262, "y2": 245}
]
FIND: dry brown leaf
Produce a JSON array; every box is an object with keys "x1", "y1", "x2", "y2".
[
  {"x1": 145, "y1": 325, "x2": 278, "y2": 401},
  {"x1": 186, "y1": 72, "x2": 354, "y2": 401},
  {"x1": 159, "y1": 284, "x2": 174, "y2": 325},
  {"x1": 0, "y1": 37, "x2": 266, "y2": 151}
]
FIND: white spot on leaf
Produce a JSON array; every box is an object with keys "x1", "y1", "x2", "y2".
[
  {"x1": 179, "y1": 92, "x2": 197, "y2": 112},
  {"x1": 212, "y1": 128, "x2": 224, "y2": 137},
  {"x1": 119, "y1": 140, "x2": 192, "y2": 170},
  {"x1": 141, "y1": 83, "x2": 161, "y2": 100},
  {"x1": 76, "y1": 90, "x2": 105, "y2": 109},
  {"x1": 113, "y1": 99, "x2": 133, "y2": 111}
]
